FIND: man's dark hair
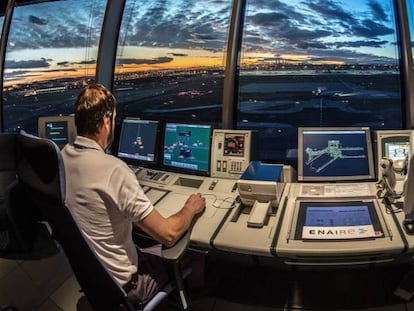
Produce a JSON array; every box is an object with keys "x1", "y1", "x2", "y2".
[{"x1": 74, "y1": 84, "x2": 116, "y2": 136}]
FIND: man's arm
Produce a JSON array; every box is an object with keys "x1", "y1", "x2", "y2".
[{"x1": 136, "y1": 193, "x2": 205, "y2": 247}]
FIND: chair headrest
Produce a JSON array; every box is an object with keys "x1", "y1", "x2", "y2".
[{"x1": 16, "y1": 130, "x2": 66, "y2": 203}]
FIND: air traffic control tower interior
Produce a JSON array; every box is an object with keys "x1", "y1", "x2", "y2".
[
  {"x1": 11, "y1": 117, "x2": 414, "y2": 310},
  {"x1": 4, "y1": 1, "x2": 414, "y2": 310}
]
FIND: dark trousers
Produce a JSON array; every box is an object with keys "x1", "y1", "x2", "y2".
[
  {"x1": 124, "y1": 244, "x2": 169, "y2": 306},
  {"x1": 123, "y1": 244, "x2": 206, "y2": 306}
]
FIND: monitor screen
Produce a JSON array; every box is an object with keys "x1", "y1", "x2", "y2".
[
  {"x1": 38, "y1": 116, "x2": 76, "y2": 149},
  {"x1": 384, "y1": 140, "x2": 410, "y2": 160},
  {"x1": 298, "y1": 127, "x2": 375, "y2": 181},
  {"x1": 223, "y1": 133, "x2": 246, "y2": 157},
  {"x1": 294, "y1": 200, "x2": 383, "y2": 240},
  {"x1": 117, "y1": 118, "x2": 160, "y2": 165},
  {"x1": 378, "y1": 133, "x2": 411, "y2": 162},
  {"x1": 375, "y1": 130, "x2": 413, "y2": 181},
  {"x1": 162, "y1": 122, "x2": 212, "y2": 175}
]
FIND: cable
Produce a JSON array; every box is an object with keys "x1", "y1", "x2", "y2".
[{"x1": 200, "y1": 194, "x2": 238, "y2": 209}]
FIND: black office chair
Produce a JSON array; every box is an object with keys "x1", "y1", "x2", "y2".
[
  {"x1": 15, "y1": 130, "x2": 193, "y2": 311},
  {"x1": 0, "y1": 132, "x2": 45, "y2": 255}
]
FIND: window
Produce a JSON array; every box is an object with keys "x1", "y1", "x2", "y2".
[
  {"x1": 114, "y1": 0, "x2": 232, "y2": 124},
  {"x1": 238, "y1": 0, "x2": 402, "y2": 161},
  {"x1": 2, "y1": 0, "x2": 106, "y2": 134},
  {"x1": 408, "y1": 0, "x2": 414, "y2": 64}
]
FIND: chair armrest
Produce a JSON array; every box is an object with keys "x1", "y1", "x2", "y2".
[
  {"x1": 0, "y1": 175, "x2": 18, "y2": 200},
  {"x1": 132, "y1": 214, "x2": 200, "y2": 261},
  {"x1": 161, "y1": 214, "x2": 200, "y2": 262},
  {"x1": 5, "y1": 178, "x2": 18, "y2": 193},
  {"x1": 161, "y1": 228, "x2": 191, "y2": 262},
  {"x1": 0, "y1": 178, "x2": 18, "y2": 208}
]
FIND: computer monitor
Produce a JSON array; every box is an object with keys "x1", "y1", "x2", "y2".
[
  {"x1": 117, "y1": 118, "x2": 160, "y2": 166},
  {"x1": 210, "y1": 129, "x2": 258, "y2": 179},
  {"x1": 297, "y1": 127, "x2": 375, "y2": 182},
  {"x1": 375, "y1": 130, "x2": 413, "y2": 180},
  {"x1": 377, "y1": 130, "x2": 412, "y2": 161},
  {"x1": 162, "y1": 122, "x2": 213, "y2": 176},
  {"x1": 38, "y1": 115, "x2": 76, "y2": 149}
]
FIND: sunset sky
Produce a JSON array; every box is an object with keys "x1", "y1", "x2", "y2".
[{"x1": 2, "y1": 0, "x2": 404, "y2": 86}]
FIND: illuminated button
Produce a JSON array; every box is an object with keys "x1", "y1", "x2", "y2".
[{"x1": 209, "y1": 179, "x2": 219, "y2": 190}]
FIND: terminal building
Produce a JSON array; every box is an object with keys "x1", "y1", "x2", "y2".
[{"x1": 2, "y1": 0, "x2": 414, "y2": 310}]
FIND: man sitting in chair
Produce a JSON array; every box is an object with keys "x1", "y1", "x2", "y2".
[{"x1": 61, "y1": 84, "x2": 206, "y2": 305}]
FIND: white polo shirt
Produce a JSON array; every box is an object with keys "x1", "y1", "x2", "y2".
[{"x1": 61, "y1": 136, "x2": 154, "y2": 285}]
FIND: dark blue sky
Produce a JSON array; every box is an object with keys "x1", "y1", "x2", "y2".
[{"x1": 2, "y1": 0, "x2": 403, "y2": 85}]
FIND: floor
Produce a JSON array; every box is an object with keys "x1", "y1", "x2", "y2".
[
  {"x1": 1, "y1": 238, "x2": 414, "y2": 311},
  {"x1": 0, "y1": 227, "x2": 84, "y2": 311}
]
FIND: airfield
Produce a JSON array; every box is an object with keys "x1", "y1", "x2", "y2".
[{"x1": 3, "y1": 70, "x2": 402, "y2": 161}]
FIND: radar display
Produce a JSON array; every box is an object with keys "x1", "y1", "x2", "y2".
[{"x1": 305, "y1": 140, "x2": 366, "y2": 173}]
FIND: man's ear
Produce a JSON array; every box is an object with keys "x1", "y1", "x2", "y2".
[{"x1": 103, "y1": 114, "x2": 111, "y2": 130}]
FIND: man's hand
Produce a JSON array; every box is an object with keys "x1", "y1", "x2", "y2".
[
  {"x1": 184, "y1": 193, "x2": 206, "y2": 216},
  {"x1": 138, "y1": 193, "x2": 206, "y2": 247}
]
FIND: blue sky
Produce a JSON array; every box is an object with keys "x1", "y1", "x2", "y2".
[{"x1": 242, "y1": 0, "x2": 398, "y2": 65}]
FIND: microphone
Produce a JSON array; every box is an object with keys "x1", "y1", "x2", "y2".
[{"x1": 379, "y1": 158, "x2": 396, "y2": 193}]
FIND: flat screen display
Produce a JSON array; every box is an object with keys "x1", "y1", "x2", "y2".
[
  {"x1": 223, "y1": 133, "x2": 246, "y2": 157},
  {"x1": 38, "y1": 116, "x2": 76, "y2": 149},
  {"x1": 304, "y1": 205, "x2": 372, "y2": 227},
  {"x1": 382, "y1": 136, "x2": 410, "y2": 161},
  {"x1": 295, "y1": 200, "x2": 383, "y2": 240},
  {"x1": 162, "y1": 122, "x2": 212, "y2": 175},
  {"x1": 117, "y1": 118, "x2": 160, "y2": 165},
  {"x1": 45, "y1": 121, "x2": 68, "y2": 145},
  {"x1": 297, "y1": 127, "x2": 375, "y2": 181}
]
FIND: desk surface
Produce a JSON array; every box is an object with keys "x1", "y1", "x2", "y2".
[
  {"x1": 134, "y1": 166, "x2": 411, "y2": 265},
  {"x1": 136, "y1": 168, "x2": 238, "y2": 249}
]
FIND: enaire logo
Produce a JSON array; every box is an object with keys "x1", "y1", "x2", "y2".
[
  {"x1": 308, "y1": 228, "x2": 368, "y2": 235},
  {"x1": 302, "y1": 225, "x2": 376, "y2": 239}
]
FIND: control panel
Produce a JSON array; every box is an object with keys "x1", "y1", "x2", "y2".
[
  {"x1": 137, "y1": 168, "x2": 175, "y2": 185},
  {"x1": 210, "y1": 129, "x2": 257, "y2": 179},
  {"x1": 375, "y1": 130, "x2": 413, "y2": 184}
]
